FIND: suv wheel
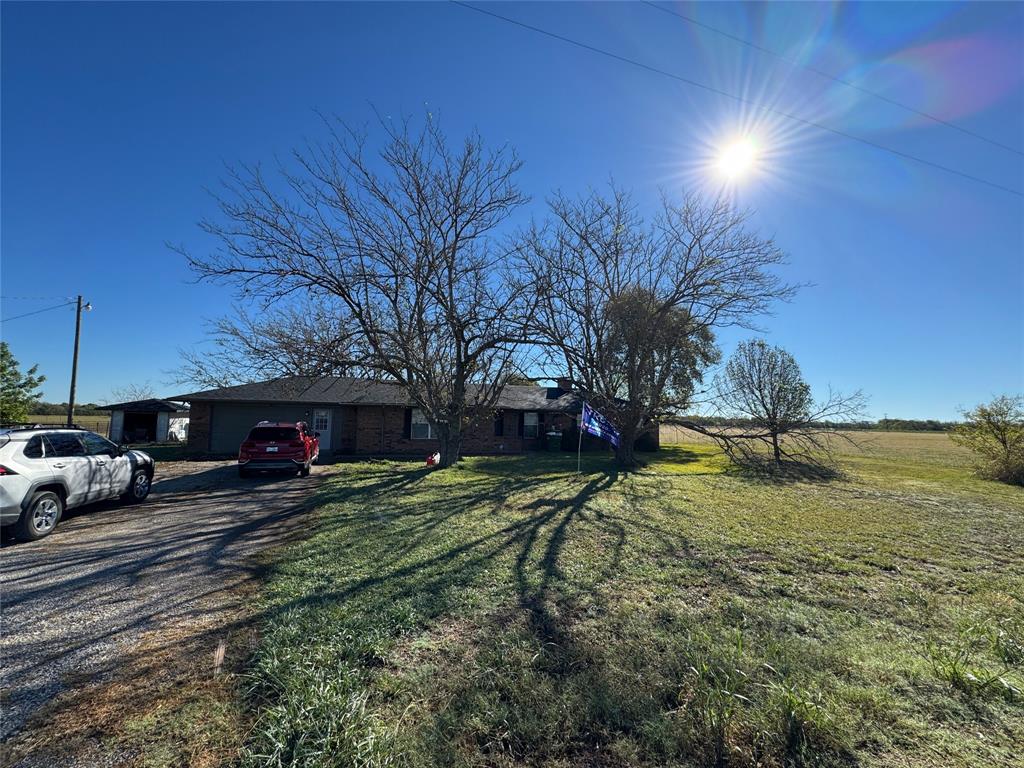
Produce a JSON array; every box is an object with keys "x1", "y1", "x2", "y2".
[
  {"x1": 16, "y1": 491, "x2": 63, "y2": 541},
  {"x1": 122, "y1": 469, "x2": 152, "y2": 504}
]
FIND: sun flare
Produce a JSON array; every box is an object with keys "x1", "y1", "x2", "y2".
[{"x1": 716, "y1": 137, "x2": 759, "y2": 180}]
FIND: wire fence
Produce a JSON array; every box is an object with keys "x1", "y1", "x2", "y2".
[{"x1": 27, "y1": 415, "x2": 111, "y2": 435}]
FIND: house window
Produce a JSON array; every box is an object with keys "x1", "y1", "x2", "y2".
[
  {"x1": 494, "y1": 412, "x2": 504, "y2": 437},
  {"x1": 411, "y1": 409, "x2": 435, "y2": 440},
  {"x1": 313, "y1": 409, "x2": 330, "y2": 433},
  {"x1": 523, "y1": 411, "x2": 539, "y2": 439}
]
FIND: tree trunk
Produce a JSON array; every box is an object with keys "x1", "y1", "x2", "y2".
[
  {"x1": 771, "y1": 432, "x2": 782, "y2": 465},
  {"x1": 436, "y1": 423, "x2": 463, "y2": 468},
  {"x1": 614, "y1": 425, "x2": 639, "y2": 468}
]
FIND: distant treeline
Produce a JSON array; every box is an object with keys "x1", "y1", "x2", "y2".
[
  {"x1": 30, "y1": 401, "x2": 107, "y2": 416},
  {"x1": 678, "y1": 416, "x2": 957, "y2": 432}
]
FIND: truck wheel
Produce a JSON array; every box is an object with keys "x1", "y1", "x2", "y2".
[
  {"x1": 16, "y1": 491, "x2": 63, "y2": 541},
  {"x1": 121, "y1": 469, "x2": 152, "y2": 504}
]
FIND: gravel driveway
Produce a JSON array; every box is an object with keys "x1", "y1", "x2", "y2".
[{"x1": 0, "y1": 460, "x2": 327, "y2": 745}]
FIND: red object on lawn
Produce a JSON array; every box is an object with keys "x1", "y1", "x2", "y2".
[{"x1": 425, "y1": 452, "x2": 441, "y2": 467}]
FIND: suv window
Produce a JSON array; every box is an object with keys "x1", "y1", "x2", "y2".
[
  {"x1": 81, "y1": 432, "x2": 118, "y2": 457},
  {"x1": 43, "y1": 433, "x2": 86, "y2": 458},
  {"x1": 248, "y1": 427, "x2": 300, "y2": 441},
  {"x1": 23, "y1": 435, "x2": 44, "y2": 459}
]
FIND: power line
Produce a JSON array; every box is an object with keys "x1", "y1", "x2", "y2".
[
  {"x1": 1, "y1": 295, "x2": 74, "y2": 301},
  {"x1": 450, "y1": 1, "x2": 1023, "y2": 198},
  {"x1": 641, "y1": 0, "x2": 1024, "y2": 157},
  {"x1": 0, "y1": 300, "x2": 76, "y2": 323}
]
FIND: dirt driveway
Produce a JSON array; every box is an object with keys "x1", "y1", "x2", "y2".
[{"x1": 0, "y1": 460, "x2": 329, "y2": 754}]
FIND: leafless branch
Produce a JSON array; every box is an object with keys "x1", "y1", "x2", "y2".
[{"x1": 182, "y1": 111, "x2": 534, "y2": 465}]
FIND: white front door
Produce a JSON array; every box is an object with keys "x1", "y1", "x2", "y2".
[{"x1": 312, "y1": 409, "x2": 331, "y2": 450}]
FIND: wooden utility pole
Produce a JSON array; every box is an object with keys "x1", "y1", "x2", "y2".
[{"x1": 66, "y1": 295, "x2": 88, "y2": 427}]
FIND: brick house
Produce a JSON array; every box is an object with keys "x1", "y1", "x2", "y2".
[{"x1": 172, "y1": 376, "x2": 598, "y2": 458}]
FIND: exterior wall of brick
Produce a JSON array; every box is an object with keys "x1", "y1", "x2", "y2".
[
  {"x1": 185, "y1": 399, "x2": 656, "y2": 457},
  {"x1": 187, "y1": 401, "x2": 213, "y2": 452},
  {"x1": 335, "y1": 405, "x2": 357, "y2": 454},
  {"x1": 347, "y1": 406, "x2": 567, "y2": 456}
]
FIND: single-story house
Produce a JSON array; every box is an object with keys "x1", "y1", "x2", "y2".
[
  {"x1": 171, "y1": 375, "x2": 657, "y2": 457},
  {"x1": 99, "y1": 399, "x2": 190, "y2": 443}
]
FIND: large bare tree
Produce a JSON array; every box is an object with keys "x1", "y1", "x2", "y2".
[
  {"x1": 706, "y1": 339, "x2": 866, "y2": 470},
  {"x1": 521, "y1": 187, "x2": 795, "y2": 467},
  {"x1": 173, "y1": 300, "x2": 364, "y2": 390},
  {"x1": 184, "y1": 114, "x2": 534, "y2": 466}
]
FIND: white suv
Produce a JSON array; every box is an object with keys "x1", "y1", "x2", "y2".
[{"x1": 0, "y1": 427, "x2": 155, "y2": 541}]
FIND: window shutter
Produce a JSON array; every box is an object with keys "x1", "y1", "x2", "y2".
[
  {"x1": 518, "y1": 411, "x2": 525, "y2": 437},
  {"x1": 403, "y1": 408, "x2": 412, "y2": 439}
]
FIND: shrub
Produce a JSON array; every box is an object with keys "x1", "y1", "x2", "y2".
[{"x1": 950, "y1": 395, "x2": 1024, "y2": 485}]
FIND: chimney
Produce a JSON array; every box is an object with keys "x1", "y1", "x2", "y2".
[{"x1": 556, "y1": 376, "x2": 573, "y2": 391}]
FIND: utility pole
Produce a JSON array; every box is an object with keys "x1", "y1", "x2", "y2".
[{"x1": 66, "y1": 295, "x2": 91, "y2": 427}]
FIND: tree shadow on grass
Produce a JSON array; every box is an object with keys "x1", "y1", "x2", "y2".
[
  {"x1": 0, "y1": 455, "x2": 766, "y2": 767},
  {"x1": 512, "y1": 471, "x2": 621, "y2": 664},
  {"x1": 724, "y1": 455, "x2": 845, "y2": 486}
]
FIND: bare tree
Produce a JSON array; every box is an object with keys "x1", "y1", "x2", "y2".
[
  {"x1": 183, "y1": 113, "x2": 534, "y2": 466},
  {"x1": 107, "y1": 381, "x2": 156, "y2": 404},
  {"x1": 705, "y1": 340, "x2": 866, "y2": 471},
  {"x1": 520, "y1": 186, "x2": 795, "y2": 467},
  {"x1": 172, "y1": 300, "x2": 365, "y2": 390}
]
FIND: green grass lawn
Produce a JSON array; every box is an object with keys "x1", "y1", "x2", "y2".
[{"x1": 241, "y1": 435, "x2": 1023, "y2": 767}]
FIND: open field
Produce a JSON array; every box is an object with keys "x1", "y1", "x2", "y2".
[
  {"x1": 225, "y1": 432, "x2": 1022, "y2": 767},
  {"x1": 660, "y1": 425, "x2": 972, "y2": 467},
  {"x1": 26, "y1": 414, "x2": 110, "y2": 434}
]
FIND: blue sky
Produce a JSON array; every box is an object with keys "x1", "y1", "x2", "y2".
[{"x1": 2, "y1": 1, "x2": 1022, "y2": 419}]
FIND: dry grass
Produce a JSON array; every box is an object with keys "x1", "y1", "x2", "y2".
[
  {"x1": 661, "y1": 426, "x2": 973, "y2": 465},
  {"x1": 1, "y1": 610, "x2": 252, "y2": 768},
  {"x1": 3, "y1": 606, "x2": 250, "y2": 768}
]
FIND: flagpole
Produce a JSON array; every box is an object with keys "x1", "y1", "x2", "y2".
[{"x1": 577, "y1": 417, "x2": 583, "y2": 474}]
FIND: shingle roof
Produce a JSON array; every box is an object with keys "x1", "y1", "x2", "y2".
[
  {"x1": 171, "y1": 376, "x2": 580, "y2": 413},
  {"x1": 97, "y1": 399, "x2": 190, "y2": 413}
]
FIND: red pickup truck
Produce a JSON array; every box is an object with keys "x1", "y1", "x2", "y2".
[{"x1": 238, "y1": 421, "x2": 320, "y2": 478}]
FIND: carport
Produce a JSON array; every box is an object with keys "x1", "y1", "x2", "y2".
[{"x1": 100, "y1": 399, "x2": 190, "y2": 443}]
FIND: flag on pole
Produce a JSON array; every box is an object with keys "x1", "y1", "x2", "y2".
[{"x1": 580, "y1": 402, "x2": 620, "y2": 448}]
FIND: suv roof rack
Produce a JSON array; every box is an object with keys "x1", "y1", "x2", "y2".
[{"x1": 0, "y1": 423, "x2": 88, "y2": 431}]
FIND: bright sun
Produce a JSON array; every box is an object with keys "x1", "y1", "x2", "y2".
[{"x1": 716, "y1": 137, "x2": 759, "y2": 180}]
